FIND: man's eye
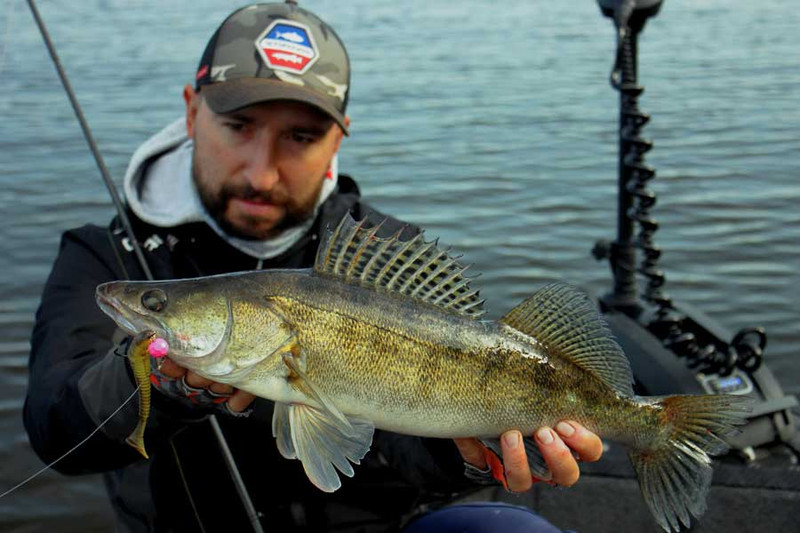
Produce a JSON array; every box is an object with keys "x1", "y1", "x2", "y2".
[
  {"x1": 224, "y1": 122, "x2": 245, "y2": 132},
  {"x1": 289, "y1": 131, "x2": 315, "y2": 144}
]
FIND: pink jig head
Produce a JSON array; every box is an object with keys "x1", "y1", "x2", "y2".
[{"x1": 147, "y1": 337, "x2": 169, "y2": 358}]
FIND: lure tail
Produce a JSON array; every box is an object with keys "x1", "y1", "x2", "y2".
[
  {"x1": 629, "y1": 394, "x2": 751, "y2": 532},
  {"x1": 125, "y1": 330, "x2": 157, "y2": 459}
]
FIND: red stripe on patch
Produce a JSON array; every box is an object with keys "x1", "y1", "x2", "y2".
[{"x1": 264, "y1": 50, "x2": 311, "y2": 71}]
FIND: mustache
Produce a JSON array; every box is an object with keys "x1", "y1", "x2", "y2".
[{"x1": 222, "y1": 185, "x2": 288, "y2": 205}]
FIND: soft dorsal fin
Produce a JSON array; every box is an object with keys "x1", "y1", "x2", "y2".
[
  {"x1": 501, "y1": 283, "x2": 633, "y2": 397},
  {"x1": 314, "y1": 213, "x2": 486, "y2": 318}
]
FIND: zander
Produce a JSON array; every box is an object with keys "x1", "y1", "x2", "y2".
[{"x1": 96, "y1": 214, "x2": 749, "y2": 533}]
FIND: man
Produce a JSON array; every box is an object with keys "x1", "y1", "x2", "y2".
[{"x1": 25, "y1": 2, "x2": 602, "y2": 531}]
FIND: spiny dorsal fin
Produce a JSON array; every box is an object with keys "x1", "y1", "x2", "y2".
[
  {"x1": 314, "y1": 213, "x2": 486, "y2": 318},
  {"x1": 501, "y1": 282, "x2": 633, "y2": 397}
]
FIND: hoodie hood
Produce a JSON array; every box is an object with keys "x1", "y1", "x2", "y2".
[{"x1": 122, "y1": 118, "x2": 338, "y2": 259}]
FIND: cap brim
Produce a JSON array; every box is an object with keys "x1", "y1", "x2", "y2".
[{"x1": 201, "y1": 79, "x2": 349, "y2": 135}]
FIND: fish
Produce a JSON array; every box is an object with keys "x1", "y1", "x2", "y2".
[
  {"x1": 95, "y1": 214, "x2": 750, "y2": 532},
  {"x1": 315, "y1": 74, "x2": 348, "y2": 101},
  {"x1": 270, "y1": 52, "x2": 303, "y2": 64},
  {"x1": 125, "y1": 330, "x2": 157, "y2": 459},
  {"x1": 274, "y1": 31, "x2": 306, "y2": 43}
]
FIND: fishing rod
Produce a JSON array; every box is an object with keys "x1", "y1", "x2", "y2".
[
  {"x1": 25, "y1": 0, "x2": 152, "y2": 280},
  {"x1": 24, "y1": 1, "x2": 265, "y2": 531}
]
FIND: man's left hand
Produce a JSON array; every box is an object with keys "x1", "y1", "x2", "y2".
[
  {"x1": 454, "y1": 421, "x2": 603, "y2": 491},
  {"x1": 157, "y1": 357, "x2": 256, "y2": 413}
]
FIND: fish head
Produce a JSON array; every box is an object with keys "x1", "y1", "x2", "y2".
[{"x1": 96, "y1": 278, "x2": 231, "y2": 360}]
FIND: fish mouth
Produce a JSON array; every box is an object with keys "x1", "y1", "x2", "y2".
[{"x1": 95, "y1": 282, "x2": 165, "y2": 338}]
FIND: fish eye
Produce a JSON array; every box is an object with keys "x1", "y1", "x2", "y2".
[{"x1": 141, "y1": 289, "x2": 168, "y2": 312}]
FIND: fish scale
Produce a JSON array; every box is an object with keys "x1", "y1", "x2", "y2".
[{"x1": 266, "y1": 288, "x2": 624, "y2": 438}]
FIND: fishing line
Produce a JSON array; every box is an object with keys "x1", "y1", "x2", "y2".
[
  {"x1": 169, "y1": 439, "x2": 208, "y2": 533},
  {"x1": 0, "y1": 387, "x2": 141, "y2": 500}
]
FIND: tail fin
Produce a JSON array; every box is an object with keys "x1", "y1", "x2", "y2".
[
  {"x1": 629, "y1": 394, "x2": 751, "y2": 532},
  {"x1": 126, "y1": 421, "x2": 149, "y2": 459},
  {"x1": 125, "y1": 330, "x2": 156, "y2": 459}
]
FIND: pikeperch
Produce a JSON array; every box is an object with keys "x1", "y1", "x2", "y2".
[
  {"x1": 96, "y1": 214, "x2": 750, "y2": 532},
  {"x1": 126, "y1": 330, "x2": 157, "y2": 459}
]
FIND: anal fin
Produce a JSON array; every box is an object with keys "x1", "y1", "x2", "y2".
[{"x1": 481, "y1": 437, "x2": 553, "y2": 482}]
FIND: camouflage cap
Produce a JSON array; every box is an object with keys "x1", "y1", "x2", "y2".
[{"x1": 195, "y1": 2, "x2": 350, "y2": 134}]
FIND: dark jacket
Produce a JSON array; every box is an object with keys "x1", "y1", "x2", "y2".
[{"x1": 25, "y1": 176, "x2": 477, "y2": 532}]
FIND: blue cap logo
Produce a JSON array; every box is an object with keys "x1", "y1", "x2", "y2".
[{"x1": 255, "y1": 20, "x2": 318, "y2": 74}]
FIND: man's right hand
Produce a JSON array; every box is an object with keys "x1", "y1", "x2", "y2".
[{"x1": 157, "y1": 357, "x2": 256, "y2": 413}]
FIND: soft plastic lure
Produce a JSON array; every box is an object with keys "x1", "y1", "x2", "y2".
[{"x1": 126, "y1": 331, "x2": 168, "y2": 458}]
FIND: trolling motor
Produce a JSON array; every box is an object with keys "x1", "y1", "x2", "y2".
[{"x1": 591, "y1": 0, "x2": 799, "y2": 458}]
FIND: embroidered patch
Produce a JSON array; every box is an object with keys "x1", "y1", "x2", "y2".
[{"x1": 255, "y1": 20, "x2": 318, "y2": 75}]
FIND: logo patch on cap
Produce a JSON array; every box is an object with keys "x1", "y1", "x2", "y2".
[{"x1": 255, "y1": 20, "x2": 318, "y2": 75}]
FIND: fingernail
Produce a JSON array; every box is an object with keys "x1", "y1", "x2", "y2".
[
  {"x1": 504, "y1": 431, "x2": 520, "y2": 449},
  {"x1": 536, "y1": 428, "x2": 554, "y2": 445},
  {"x1": 556, "y1": 421, "x2": 575, "y2": 437}
]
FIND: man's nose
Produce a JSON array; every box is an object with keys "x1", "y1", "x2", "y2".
[{"x1": 244, "y1": 145, "x2": 280, "y2": 191}]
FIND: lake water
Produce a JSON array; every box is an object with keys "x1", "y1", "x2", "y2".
[{"x1": 0, "y1": 0, "x2": 797, "y2": 530}]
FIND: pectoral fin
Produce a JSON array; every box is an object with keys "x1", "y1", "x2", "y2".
[{"x1": 282, "y1": 352, "x2": 352, "y2": 430}]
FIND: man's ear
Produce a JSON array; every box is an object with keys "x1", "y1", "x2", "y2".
[
  {"x1": 184, "y1": 84, "x2": 199, "y2": 139},
  {"x1": 332, "y1": 115, "x2": 351, "y2": 152}
]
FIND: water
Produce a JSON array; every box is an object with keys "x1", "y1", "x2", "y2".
[{"x1": 0, "y1": 0, "x2": 797, "y2": 530}]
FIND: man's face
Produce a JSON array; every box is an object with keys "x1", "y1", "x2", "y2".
[{"x1": 184, "y1": 85, "x2": 345, "y2": 240}]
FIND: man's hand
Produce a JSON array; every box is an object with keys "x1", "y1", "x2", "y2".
[
  {"x1": 454, "y1": 422, "x2": 603, "y2": 491},
  {"x1": 157, "y1": 357, "x2": 256, "y2": 413}
]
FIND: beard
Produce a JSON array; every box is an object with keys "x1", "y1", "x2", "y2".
[{"x1": 192, "y1": 165, "x2": 323, "y2": 241}]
